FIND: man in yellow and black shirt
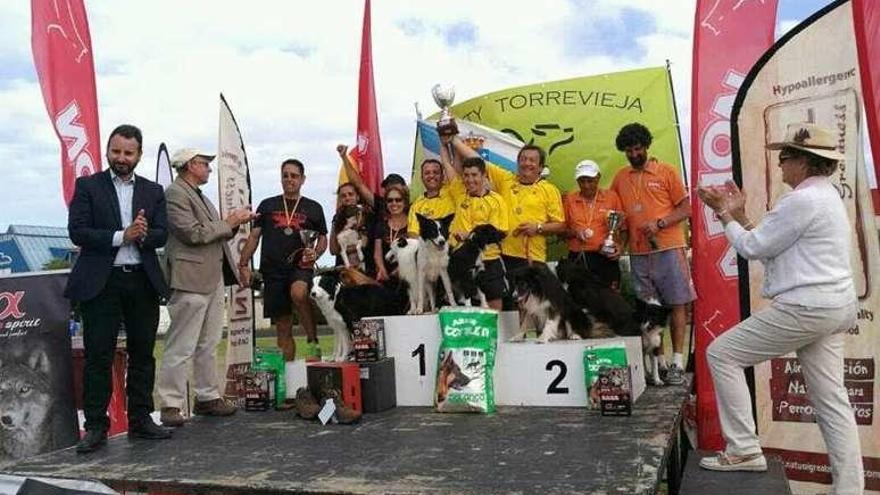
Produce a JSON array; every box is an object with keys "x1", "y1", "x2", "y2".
[
  {"x1": 448, "y1": 156, "x2": 509, "y2": 310},
  {"x1": 450, "y1": 138, "x2": 565, "y2": 274},
  {"x1": 407, "y1": 158, "x2": 458, "y2": 236}
]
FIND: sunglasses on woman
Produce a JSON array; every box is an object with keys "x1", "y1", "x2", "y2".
[{"x1": 386, "y1": 197, "x2": 404, "y2": 204}]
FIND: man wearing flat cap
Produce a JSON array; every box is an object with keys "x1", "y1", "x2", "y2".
[
  {"x1": 697, "y1": 123, "x2": 863, "y2": 491},
  {"x1": 157, "y1": 148, "x2": 255, "y2": 427}
]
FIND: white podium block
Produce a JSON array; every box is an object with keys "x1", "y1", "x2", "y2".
[
  {"x1": 372, "y1": 311, "x2": 645, "y2": 408},
  {"x1": 494, "y1": 337, "x2": 645, "y2": 406}
]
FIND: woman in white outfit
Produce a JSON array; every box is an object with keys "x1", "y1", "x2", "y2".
[{"x1": 697, "y1": 122, "x2": 863, "y2": 495}]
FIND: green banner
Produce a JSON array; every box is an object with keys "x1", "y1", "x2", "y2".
[
  {"x1": 446, "y1": 66, "x2": 682, "y2": 191},
  {"x1": 417, "y1": 66, "x2": 683, "y2": 258}
]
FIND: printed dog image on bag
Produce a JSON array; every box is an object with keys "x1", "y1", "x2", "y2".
[
  {"x1": 435, "y1": 308, "x2": 498, "y2": 414},
  {"x1": 0, "y1": 344, "x2": 55, "y2": 461}
]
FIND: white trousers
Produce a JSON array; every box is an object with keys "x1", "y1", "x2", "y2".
[
  {"x1": 157, "y1": 283, "x2": 225, "y2": 409},
  {"x1": 707, "y1": 300, "x2": 863, "y2": 495}
]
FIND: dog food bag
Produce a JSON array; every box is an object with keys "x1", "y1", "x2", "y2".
[
  {"x1": 583, "y1": 343, "x2": 628, "y2": 410},
  {"x1": 435, "y1": 307, "x2": 498, "y2": 414},
  {"x1": 253, "y1": 347, "x2": 286, "y2": 408}
]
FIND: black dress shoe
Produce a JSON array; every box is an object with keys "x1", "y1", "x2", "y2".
[
  {"x1": 76, "y1": 429, "x2": 107, "y2": 454},
  {"x1": 128, "y1": 418, "x2": 172, "y2": 440}
]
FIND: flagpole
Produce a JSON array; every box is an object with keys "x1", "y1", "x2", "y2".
[{"x1": 666, "y1": 59, "x2": 689, "y2": 189}]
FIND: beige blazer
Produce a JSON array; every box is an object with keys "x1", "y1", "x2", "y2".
[{"x1": 164, "y1": 176, "x2": 239, "y2": 293}]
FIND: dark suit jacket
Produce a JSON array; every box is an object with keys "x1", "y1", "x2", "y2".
[{"x1": 65, "y1": 170, "x2": 170, "y2": 303}]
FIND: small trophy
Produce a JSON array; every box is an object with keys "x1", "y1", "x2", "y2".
[
  {"x1": 298, "y1": 229, "x2": 319, "y2": 269},
  {"x1": 601, "y1": 211, "x2": 622, "y2": 255},
  {"x1": 431, "y1": 83, "x2": 458, "y2": 137}
]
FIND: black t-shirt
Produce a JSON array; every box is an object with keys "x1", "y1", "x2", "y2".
[
  {"x1": 255, "y1": 195, "x2": 327, "y2": 274},
  {"x1": 370, "y1": 216, "x2": 409, "y2": 275}
]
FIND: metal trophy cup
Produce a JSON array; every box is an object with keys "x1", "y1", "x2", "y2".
[
  {"x1": 431, "y1": 83, "x2": 458, "y2": 137},
  {"x1": 298, "y1": 229, "x2": 319, "y2": 269},
  {"x1": 601, "y1": 211, "x2": 622, "y2": 255}
]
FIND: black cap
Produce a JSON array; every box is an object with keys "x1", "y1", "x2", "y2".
[{"x1": 381, "y1": 173, "x2": 407, "y2": 188}]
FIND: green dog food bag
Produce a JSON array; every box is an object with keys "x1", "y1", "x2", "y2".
[
  {"x1": 435, "y1": 307, "x2": 498, "y2": 414},
  {"x1": 583, "y1": 343, "x2": 628, "y2": 409},
  {"x1": 253, "y1": 347, "x2": 286, "y2": 408}
]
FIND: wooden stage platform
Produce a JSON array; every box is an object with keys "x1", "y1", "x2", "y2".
[{"x1": 2, "y1": 381, "x2": 690, "y2": 495}]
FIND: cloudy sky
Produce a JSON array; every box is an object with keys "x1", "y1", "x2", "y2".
[{"x1": 0, "y1": 0, "x2": 836, "y2": 237}]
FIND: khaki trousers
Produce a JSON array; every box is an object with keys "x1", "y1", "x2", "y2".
[
  {"x1": 157, "y1": 282, "x2": 225, "y2": 409},
  {"x1": 707, "y1": 300, "x2": 863, "y2": 495}
]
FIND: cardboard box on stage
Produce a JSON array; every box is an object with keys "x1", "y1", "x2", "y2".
[
  {"x1": 307, "y1": 362, "x2": 362, "y2": 413},
  {"x1": 359, "y1": 358, "x2": 396, "y2": 413},
  {"x1": 243, "y1": 369, "x2": 276, "y2": 411},
  {"x1": 353, "y1": 318, "x2": 386, "y2": 362}
]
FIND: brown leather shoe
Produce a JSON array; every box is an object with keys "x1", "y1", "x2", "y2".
[
  {"x1": 192, "y1": 398, "x2": 236, "y2": 417},
  {"x1": 160, "y1": 407, "x2": 186, "y2": 427},
  {"x1": 294, "y1": 387, "x2": 320, "y2": 420},
  {"x1": 324, "y1": 389, "x2": 362, "y2": 424}
]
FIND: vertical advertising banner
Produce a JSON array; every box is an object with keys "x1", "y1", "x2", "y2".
[
  {"x1": 30, "y1": 0, "x2": 101, "y2": 206},
  {"x1": 690, "y1": 0, "x2": 779, "y2": 450},
  {"x1": 732, "y1": 1, "x2": 879, "y2": 492},
  {"x1": 217, "y1": 95, "x2": 254, "y2": 407},
  {"x1": 0, "y1": 272, "x2": 78, "y2": 463},
  {"x1": 852, "y1": 0, "x2": 880, "y2": 212}
]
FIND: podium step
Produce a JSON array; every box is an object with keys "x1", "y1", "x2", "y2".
[{"x1": 680, "y1": 451, "x2": 791, "y2": 495}]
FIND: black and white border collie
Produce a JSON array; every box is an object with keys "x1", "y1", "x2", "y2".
[
  {"x1": 555, "y1": 258, "x2": 669, "y2": 386},
  {"x1": 508, "y1": 264, "x2": 614, "y2": 342},
  {"x1": 333, "y1": 205, "x2": 367, "y2": 270},
  {"x1": 414, "y1": 213, "x2": 456, "y2": 313},
  {"x1": 448, "y1": 224, "x2": 505, "y2": 307},
  {"x1": 310, "y1": 270, "x2": 408, "y2": 361},
  {"x1": 385, "y1": 237, "x2": 421, "y2": 314}
]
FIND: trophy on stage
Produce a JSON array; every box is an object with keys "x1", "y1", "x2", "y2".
[
  {"x1": 601, "y1": 211, "x2": 622, "y2": 255},
  {"x1": 431, "y1": 83, "x2": 458, "y2": 137},
  {"x1": 298, "y1": 229, "x2": 319, "y2": 268}
]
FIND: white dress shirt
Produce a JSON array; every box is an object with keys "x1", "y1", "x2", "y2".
[{"x1": 109, "y1": 169, "x2": 143, "y2": 266}]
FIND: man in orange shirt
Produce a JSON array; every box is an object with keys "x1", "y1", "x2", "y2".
[
  {"x1": 611, "y1": 123, "x2": 695, "y2": 386},
  {"x1": 563, "y1": 159, "x2": 624, "y2": 290}
]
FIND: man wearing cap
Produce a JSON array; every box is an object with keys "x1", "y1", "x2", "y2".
[
  {"x1": 448, "y1": 136, "x2": 565, "y2": 274},
  {"x1": 67, "y1": 124, "x2": 171, "y2": 453},
  {"x1": 697, "y1": 123, "x2": 863, "y2": 490},
  {"x1": 156, "y1": 148, "x2": 255, "y2": 427},
  {"x1": 563, "y1": 159, "x2": 625, "y2": 290},
  {"x1": 611, "y1": 122, "x2": 694, "y2": 386}
]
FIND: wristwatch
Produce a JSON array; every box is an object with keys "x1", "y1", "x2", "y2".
[{"x1": 657, "y1": 218, "x2": 667, "y2": 229}]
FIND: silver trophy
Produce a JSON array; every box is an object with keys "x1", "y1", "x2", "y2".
[
  {"x1": 601, "y1": 211, "x2": 623, "y2": 255},
  {"x1": 431, "y1": 83, "x2": 458, "y2": 136},
  {"x1": 298, "y1": 229, "x2": 319, "y2": 268}
]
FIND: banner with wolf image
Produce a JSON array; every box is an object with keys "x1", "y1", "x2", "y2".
[
  {"x1": 731, "y1": 1, "x2": 879, "y2": 492},
  {"x1": 0, "y1": 271, "x2": 78, "y2": 463}
]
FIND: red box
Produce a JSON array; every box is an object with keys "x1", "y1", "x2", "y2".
[{"x1": 307, "y1": 362, "x2": 362, "y2": 413}]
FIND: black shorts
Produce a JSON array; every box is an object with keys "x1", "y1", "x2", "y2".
[
  {"x1": 568, "y1": 251, "x2": 621, "y2": 291},
  {"x1": 262, "y1": 268, "x2": 314, "y2": 320},
  {"x1": 476, "y1": 259, "x2": 507, "y2": 301}
]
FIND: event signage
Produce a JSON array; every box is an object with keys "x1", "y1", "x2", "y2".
[
  {"x1": 217, "y1": 94, "x2": 255, "y2": 407},
  {"x1": 690, "y1": 0, "x2": 779, "y2": 450},
  {"x1": 30, "y1": 0, "x2": 101, "y2": 206},
  {"x1": 852, "y1": 0, "x2": 880, "y2": 211},
  {"x1": 0, "y1": 271, "x2": 78, "y2": 462},
  {"x1": 732, "y1": 1, "x2": 879, "y2": 492}
]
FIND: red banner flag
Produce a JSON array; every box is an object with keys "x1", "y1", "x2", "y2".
[
  {"x1": 353, "y1": 0, "x2": 384, "y2": 194},
  {"x1": 853, "y1": 0, "x2": 880, "y2": 211},
  {"x1": 690, "y1": 0, "x2": 778, "y2": 450},
  {"x1": 31, "y1": 0, "x2": 102, "y2": 206}
]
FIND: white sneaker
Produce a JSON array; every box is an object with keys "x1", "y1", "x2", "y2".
[{"x1": 699, "y1": 451, "x2": 767, "y2": 472}]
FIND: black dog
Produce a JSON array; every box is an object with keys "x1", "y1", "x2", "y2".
[
  {"x1": 555, "y1": 258, "x2": 639, "y2": 336},
  {"x1": 508, "y1": 264, "x2": 613, "y2": 342},
  {"x1": 448, "y1": 224, "x2": 505, "y2": 306}
]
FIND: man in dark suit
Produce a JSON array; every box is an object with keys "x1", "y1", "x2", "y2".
[{"x1": 66, "y1": 124, "x2": 172, "y2": 453}]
